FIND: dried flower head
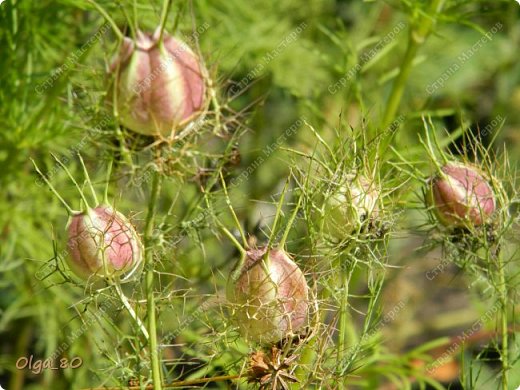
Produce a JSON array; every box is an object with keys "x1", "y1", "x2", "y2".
[{"x1": 247, "y1": 346, "x2": 299, "y2": 390}]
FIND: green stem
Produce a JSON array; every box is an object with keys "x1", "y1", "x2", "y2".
[
  {"x1": 114, "y1": 125, "x2": 134, "y2": 170},
  {"x1": 52, "y1": 153, "x2": 92, "y2": 209},
  {"x1": 219, "y1": 171, "x2": 247, "y2": 248},
  {"x1": 296, "y1": 258, "x2": 358, "y2": 388},
  {"x1": 112, "y1": 280, "x2": 149, "y2": 340},
  {"x1": 337, "y1": 274, "x2": 348, "y2": 389},
  {"x1": 279, "y1": 187, "x2": 302, "y2": 249},
  {"x1": 268, "y1": 176, "x2": 290, "y2": 247},
  {"x1": 498, "y1": 254, "x2": 509, "y2": 390},
  {"x1": 337, "y1": 265, "x2": 356, "y2": 389},
  {"x1": 87, "y1": 0, "x2": 124, "y2": 41},
  {"x1": 219, "y1": 223, "x2": 247, "y2": 259},
  {"x1": 158, "y1": 0, "x2": 173, "y2": 44},
  {"x1": 120, "y1": 4, "x2": 137, "y2": 41},
  {"x1": 78, "y1": 153, "x2": 99, "y2": 205},
  {"x1": 381, "y1": 0, "x2": 446, "y2": 129},
  {"x1": 144, "y1": 171, "x2": 163, "y2": 390},
  {"x1": 294, "y1": 280, "x2": 324, "y2": 385},
  {"x1": 103, "y1": 158, "x2": 113, "y2": 204},
  {"x1": 31, "y1": 158, "x2": 77, "y2": 215},
  {"x1": 380, "y1": 37, "x2": 419, "y2": 129}
]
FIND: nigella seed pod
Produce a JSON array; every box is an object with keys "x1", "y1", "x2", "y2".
[
  {"x1": 427, "y1": 162, "x2": 496, "y2": 227},
  {"x1": 323, "y1": 175, "x2": 380, "y2": 238},
  {"x1": 228, "y1": 247, "x2": 309, "y2": 344},
  {"x1": 67, "y1": 205, "x2": 143, "y2": 280},
  {"x1": 111, "y1": 28, "x2": 207, "y2": 137}
]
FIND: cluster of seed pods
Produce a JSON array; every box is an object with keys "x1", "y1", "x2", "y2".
[
  {"x1": 61, "y1": 29, "x2": 208, "y2": 280},
  {"x1": 51, "y1": 26, "x2": 500, "y2": 348}
]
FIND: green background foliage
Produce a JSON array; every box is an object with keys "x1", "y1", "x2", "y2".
[{"x1": 0, "y1": 0, "x2": 519, "y2": 389}]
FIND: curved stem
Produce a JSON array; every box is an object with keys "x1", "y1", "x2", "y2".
[
  {"x1": 120, "y1": 4, "x2": 137, "y2": 41},
  {"x1": 88, "y1": 0, "x2": 124, "y2": 41},
  {"x1": 279, "y1": 188, "x2": 302, "y2": 249},
  {"x1": 219, "y1": 223, "x2": 247, "y2": 258},
  {"x1": 219, "y1": 171, "x2": 247, "y2": 248},
  {"x1": 78, "y1": 153, "x2": 99, "y2": 205},
  {"x1": 31, "y1": 158, "x2": 77, "y2": 215},
  {"x1": 52, "y1": 153, "x2": 92, "y2": 209},
  {"x1": 111, "y1": 279, "x2": 149, "y2": 340},
  {"x1": 144, "y1": 171, "x2": 163, "y2": 390},
  {"x1": 220, "y1": 222, "x2": 247, "y2": 283},
  {"x1": 268, "y1": 175, "x2": 290, "y2": 248}
]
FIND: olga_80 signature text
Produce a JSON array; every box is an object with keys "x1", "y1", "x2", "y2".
[{"x1": 16, "y1": 355, "x2": 82, "y2": 374}]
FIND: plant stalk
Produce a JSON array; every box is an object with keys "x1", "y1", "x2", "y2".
[
  {"x1": 380, "y1": 36, "x2": 419, "y2": 129},
  {"x1": 87, "y1": 0, "x2": 124, "y2": 41},
  {"x1": 158, "y1": 0, "x2": 173, "y2": 44},
  {"x1": 144, "y1": 171, "x2": 163, "y2": 390},
  {"x1": 381, "y1": 0, "x2": 446, "y2": 129},
  {"x1": 112, "y1": 280, "x2": 149, "y2": 340},
  {"x1": 498, "y1": 256, "x2": 509, "y2": 390},
  {"x1": 337, "y1": 265, "x2": 356, "y2": 390}
]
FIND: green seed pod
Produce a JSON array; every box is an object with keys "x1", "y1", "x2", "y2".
[{"x1": 323, "y1": 175, "x2": 380, "y2": 238}]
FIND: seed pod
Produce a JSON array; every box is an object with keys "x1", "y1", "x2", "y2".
[
  {"x1": 67, "y1": 205, "x2": 143, "y2": 280},
  {"x1": 323, "y1": 175, "x2": 380, "y2": 238},
  {"x1": 427, "y1": 162, "x2": 496, "y2": 227},
  {"x1": 111, "y1": 28, "x2": 207, "y2": 136},
  {"x1": 228, "y1": 247, "x2": 309, "y2": 344}
]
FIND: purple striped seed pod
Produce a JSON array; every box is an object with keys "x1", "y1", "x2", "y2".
[
  {"x1": 428, "y1": 162, "x2": 496, "y2": 228},
  {"x1": 67, "y1": 205, "x2": 143, "y2": 280},
  {"x1": 111, "y1": 28, "x2": 207, "y2": 137},
  {"x1": 228, "y1": 247, "x2": 309, "y2": 344}
]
